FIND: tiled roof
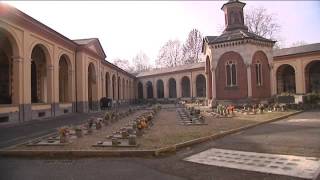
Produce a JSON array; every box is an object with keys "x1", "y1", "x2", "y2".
[
  {"x1": 136, "y1": 62, "x2": 205, "y2": 77},
  {"x1": 205, "y1": 29, "x2": 275, "y2": 44},
  {"x1": 274, "y1": 43, "x2": 320, "y2": 57}
]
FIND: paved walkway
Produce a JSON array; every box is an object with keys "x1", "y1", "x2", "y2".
[
  {"x1": 0, "y1": 111, "x2": 319, "y2": 180},
  {"x1": 0, "y1": 113, "x2": 97, "y2": 148}
]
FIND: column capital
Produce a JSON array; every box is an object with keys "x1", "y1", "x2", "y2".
[
  {"x1": 11, "y1": 56, "x2": 24, "y2": 62},
  {"x1": 48, "y1": 65, "x2": 54, "y2": 70},
  {"x1": 246, "y1": 63, "x2": 252, "y2": 68}
]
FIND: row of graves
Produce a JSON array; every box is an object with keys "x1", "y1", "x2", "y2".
[
  {"x1": 93, "y1": 105, "x2": 161, "y2": 147},
  {"x1": 176, "y1": 104, "x2": 207, "y2": 126},
  {"x1": 25, "y1": 105, "x2": 159, "y2": 147},
  {"x1": 213, "y1": 103, "x2": 290, "y2": 117}
]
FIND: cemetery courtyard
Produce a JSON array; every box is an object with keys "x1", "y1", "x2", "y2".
[{"x1": 0, "y1": 103, "x2": 301, "y2": 154}]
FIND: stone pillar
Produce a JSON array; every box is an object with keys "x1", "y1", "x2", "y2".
[
  {"x1": 12, "y1": 57, "x2": 24, "y2": 122},
  {"x1": 206, "y1": 73, "x2": 209, "y2": 99},
  {"x1": 143, "y1": 82, "x2": 147, "y2": 99},
  {"x1": 246, "y1": 64, "x2": 252, "y2": 98},
  {"x1": 177, "y1": 77, "x2": 182, "y2": 98},
  {"x1": 270, "y1": 64, "x2": 277, "y2": 96},
  {"x1": 153, "y1": 79, "x2": 157, "y2": 99},
  {"x1": 295, "y1": 67, "x2": 304, "y2": 94},
  {"x1": 211, "y1": 67, "x2": 217, "y2": 100},
  {"x1": 164, "y1": 79, "x2": 169, "y2": 98},
  {"x1": 191, "y1": 72, "x2": 196, "y2": 98}
]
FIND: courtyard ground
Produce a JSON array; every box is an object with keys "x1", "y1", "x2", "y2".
[{"x1": 2, "y1": 104, "x2": 297, "y2": 152}]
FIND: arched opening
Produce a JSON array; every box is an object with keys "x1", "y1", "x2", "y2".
[
  {"x1": 112, "y1": 75, "x2": 116, "y2": 99},
  {"x1": 168, "y1": 78, "x2": 177, "y2": 98},
  {"x1": 138, "y1": 82, "x2": 143, "y2": 99},
  {"x1": 276, "y1": 64, "x2": 296, "y2": 94},
  {"x1": 105, "y1": 72, "x2": 110, "y2": 98},
  {"x1": 31, "y1": 45, "x2": 48, "y2": 103},
  {"x1": 146, "y1": 81, "x2": 153, "y2": 99},
  {"x1": 156, "y1": 79, "x2": 164, "y2": 98},
  {"x1": 196, "y1": 74, "x2": 206, "y2": 97},
  {"x1": 0, "y1": 33, "x2": 12, "y2": 104},
  {"x1": 88, "y1": 63, "x2": 96, "y2": 110},
  {"x1": 206, "y1": 56, "x2": 212, "y2": 99},
  {"x1": 305, "y1": 60, "x2": 320, "y2": 93},
  {"x1": 58, "y1": 55, "x2": 70, "y2": 103},
  {"x1": 181, "y1": 76, "x2": 191, "y2": 97}
]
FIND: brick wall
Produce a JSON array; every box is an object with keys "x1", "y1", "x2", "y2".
[{"x1": 216, "y1": 51, "x2": 248, "y2": 100}]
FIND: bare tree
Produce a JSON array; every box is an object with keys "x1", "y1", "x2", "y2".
[
  {"x1": 182, "y1": 29, "x2": 203, "y2": 64},
  {"x1": 113, "y1": 58, "x2": 134, "y2": 73},
  {"x1": 132, "y1": 51, "x2": 151, "y2": 73},
  {"x1": 156, "y1": 40, "x2": 183, "y2": 68},
  {"x1": 291, "y1": 41, "x2": 308, "y2": 47},
  {"x1": 245, "y1": 7, "x2": 281, "y2": 40}
]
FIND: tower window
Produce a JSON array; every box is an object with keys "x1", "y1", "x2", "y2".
[{"x1": 226, "y1": 60, "x2": 237, "y2": 87}]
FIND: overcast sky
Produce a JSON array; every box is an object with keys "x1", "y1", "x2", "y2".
[{"x1": 4, "y1": 1, "x2": 320, "y2": 65}]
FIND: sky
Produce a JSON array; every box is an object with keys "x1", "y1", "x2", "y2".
[{"x1": 3, "y1": 1, "x2": 320, "y2": 66}]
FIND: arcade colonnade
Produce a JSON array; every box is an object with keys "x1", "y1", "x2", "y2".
[
  {"x1": 0, "y1": 4, "x2": 136, "y2": 123},
  {"x1": 136, "y1": 63, "x2": 206, "y2": 100}
]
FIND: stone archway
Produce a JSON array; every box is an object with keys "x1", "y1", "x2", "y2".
[
  {"x1": 196, "y1": 74, "x2": 206, "y2": 97},
  {"x1": 146, "y1": 81, "x2": 153, "y2": 99},
  {"x1": 305, "y1": 60, "x2": 320, "y2": 93},
  {"x1": 88, "y1": 63, "x2": 97, "y2": 110},
  {"x1": 0, "y1": 28, "x2": 21, "y2": 105},
  {"x1": 156, "y1": 79, "x2": 164, "y2": 98},
  {"x1": 181, "y1": 76, "x2": 191, "y2": 97},
  {"x1": 168, "y1": 78, "x2": 177, "y2": 98},
  {"x1": 58, "y1": 55, "x2": 71, "y2": 103},
  {"x1": 138, "y1": 82, "x2": 143, "y2": 99},
  {"x1": 31, "y1": 44, "x2": 49, "y2": 103},
  {"x1": 276, "y1": 64, "x2": 296, "y2": 94}
]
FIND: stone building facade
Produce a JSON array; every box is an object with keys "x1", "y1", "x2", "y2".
[
  {"x1": 0, "y1": 0, "x2": 319, "y2": 124},
  {"x1": 0, "y1": 3, "x2": 136, "y2": 123}
]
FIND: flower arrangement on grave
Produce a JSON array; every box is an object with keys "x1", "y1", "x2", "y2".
[
  {"x1": 75, "y1": 126, "x2": 83, "y2": 138},
  {"x1": 104, "y1": 112, "x2": 111, "y2": 121},
  {"x1": 258, "y1": 104, "x2": 265, "y2": 114},
  {"x1": 58, "y1": 127, "x2": 69, "y2": 143},
  {"x1": 227, "y1": 105, "x2": 235, "y2": 115}
]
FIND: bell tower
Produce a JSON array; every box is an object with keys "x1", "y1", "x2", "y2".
[{"x1": 221, "y1": 0, "x2": 248, "y2": 32}]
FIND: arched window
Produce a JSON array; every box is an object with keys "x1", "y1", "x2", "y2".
[
  {"x1": 181, "y1": 76, "x2": 191, "y2": 97},
  {"x1": 168, "y1": 78, "x2": 177, "y2": 98},
  {"x1": 138, "y1": 82, "x2": 143, "y2": 99},
  {"x1": 146, "y1": 81, "x2": 153, "y2": 99},
  {"x1": 255, "y1": 61, "x2": 263, "y2": 86},
  {"x1": 156, "y1": 80, "x2": 164, "y2": 98},
  {"x1": 59, "y1": 55, "x2": 70, "y2": 103},
  {"x1": 196, "y1": 74, "x2": 206, "y2": 97},
  {"x1": 226, "y1": 60, "x2": 237, "y2": 87}
]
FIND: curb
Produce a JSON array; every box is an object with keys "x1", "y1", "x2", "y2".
[{"x1": 0, "y1": 111, "x2": 303, "y2": 158}]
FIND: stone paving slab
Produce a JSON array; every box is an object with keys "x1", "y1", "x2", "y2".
[{"x1": 184, "y1": 148, "x2": 320, "y2": 179}]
